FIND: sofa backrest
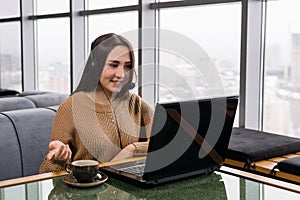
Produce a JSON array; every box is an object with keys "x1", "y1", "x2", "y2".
[
  {"x1": 0, "y1": 114, "x2": 23, "y2": 180},
  {"x1": 24, "y1": 93, "x2": 69, "y2": 108},
  {"x1": 0, "y1": 97, "x2": 36, "y2": 112},
  {"x1": 0, "y1": 92, "x2": 68, "y2": 112},
  {"x1": 2, "y1": 108, "x2": 56, "y2": 177},
  {"x1": 18, "y1": 91, "x2": 49, "y2": 96}
]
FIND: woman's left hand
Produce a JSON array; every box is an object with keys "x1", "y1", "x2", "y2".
[{"x1": 110, "y1": 144, "x2": 136, "y2": 161}]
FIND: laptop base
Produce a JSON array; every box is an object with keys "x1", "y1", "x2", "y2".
[{"x1": 101, "y1": 165, "x2": 220, "y2": 188}]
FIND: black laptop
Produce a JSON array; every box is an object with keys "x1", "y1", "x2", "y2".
[{"x1": 101, "y1": 96, "x2": 239, "y2": 187}]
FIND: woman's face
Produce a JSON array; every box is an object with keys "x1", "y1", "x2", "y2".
[{"x1": 100, "y1": 45, "x2": 132, "y2": 94}]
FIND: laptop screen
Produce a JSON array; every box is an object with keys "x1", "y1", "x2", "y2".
[{"x1": 143, "y1": 96, "x2": 239, "y2": 181}]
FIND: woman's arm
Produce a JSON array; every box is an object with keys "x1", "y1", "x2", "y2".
[
  {"x1": 110, "y1": 140, "x2": 149, "y2": 161},
  {"x1": 40, "y1": 97, "x2": 75, "y2": 173},
  {"x1": 110, "y1": 97, "x2": 154, "y2": 161},
  {"x1": 110, "y1": 143, "x2": 136, "y2": 161}
]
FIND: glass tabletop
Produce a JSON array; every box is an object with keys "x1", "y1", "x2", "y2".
[{"x1": 1, "y1": 170, "x2": 300, "y2": 200}]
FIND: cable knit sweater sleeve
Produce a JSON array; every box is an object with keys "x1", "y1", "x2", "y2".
[
  {"x1": 39, "y1": 96, "x2": 94, "y2": 173},
  {"x1": 132, "y1": 95, "x2": 154, "y2": 154},
  {"x1": 39, "y1": 97, "x2": 74, "y2": 173}
]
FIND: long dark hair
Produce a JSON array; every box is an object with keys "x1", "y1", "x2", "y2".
[{"x1": 73, "y1": 33, "x2": 135, "y2": 94}]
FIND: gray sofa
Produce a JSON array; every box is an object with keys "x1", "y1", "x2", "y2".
[{"x1": 0, "y1": 92, "x2": 68, "y2": 181}]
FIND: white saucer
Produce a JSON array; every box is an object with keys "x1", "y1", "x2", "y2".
[{"x1": 63, "y1": 172, "x2": 108, "y2": 188}]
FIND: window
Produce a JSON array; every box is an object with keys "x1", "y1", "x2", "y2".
[
  {"x1": 158, "y1": 2, "x2": 241, "y2": 125},
  {"x1": 158, "y1": 3, "x2": 241, "y2": 101},
  {"x1": 36, "y1": 18, "x2": 70, "y2": 93},
  {"x1": 0, "y1": 0, "x2": 20, "y2": 18},
  {"x1": 0, "y1": 22, "x2": 22, "y2": 91},
  {"x1": 88, "y1": 12, "x2": 138, "y2": 46},
  {"x1": 87, "y1": 0, "x2": 137, "y2": 9},
  {"x1": 0, "y1": 0, "x2": 21, "y2": 91},
  {"x1": 35, "y1": 0, "x2": 69, "y2": 15},
  {"x1": 263, "y1": 0, "x2": 300, "y2": 137}
]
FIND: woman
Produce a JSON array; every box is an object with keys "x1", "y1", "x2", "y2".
[{"x1": 40, "y1": 33, "x2": 153, "y2": 173}]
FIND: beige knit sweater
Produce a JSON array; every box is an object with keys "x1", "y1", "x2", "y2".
[{"x1": 40, "y1": 91, "x2": 153, "y2": 173}]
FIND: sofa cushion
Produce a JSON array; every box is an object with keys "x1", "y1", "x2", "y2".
[
  {"x1": 24, "y1": 93, "x2": 68, "y2": 108},
  {"x1": 0, "y1": 114, "x2": 23, "y2": 180},
  {"x1": 3, "y1": 108, "x2": 56, "y2": 176},
  {"x1": 0, "y1": 97, "x2": 36, "y2": 112},
  {"x1": 226, "y1": 128, "x2": 300, "y2": 168},
  {"x1": 273, "y1": 156, "x2": 300, "y2": 176}
]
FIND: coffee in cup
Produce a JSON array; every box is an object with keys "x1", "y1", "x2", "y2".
[{"x1": 65, "y1": 160, "x2": 99, "y2": 183}]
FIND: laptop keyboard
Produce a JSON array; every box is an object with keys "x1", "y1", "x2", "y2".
[{"x1": 119, "y1": 164, "x2": 145, "y2": 176}]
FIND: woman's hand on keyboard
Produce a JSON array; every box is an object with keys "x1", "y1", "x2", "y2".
[{"x1": 110, "y1": 144, "x2": 136, "y2": 161}]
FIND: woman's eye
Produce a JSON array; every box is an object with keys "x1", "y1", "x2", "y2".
[
  {"x1": 109, "y1": 63, "x2": 118, "y2": 68},
  {"x1": 124, "y1": 64, "x2": 132, "y2": 70}
]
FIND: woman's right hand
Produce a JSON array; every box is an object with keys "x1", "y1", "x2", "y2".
[{"x1": 46, "y1": 140, "x2": 72, "y2": 162}]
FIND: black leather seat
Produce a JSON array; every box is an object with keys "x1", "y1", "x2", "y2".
[{"x1": 0, "y1": 88, "x2": 19, "y2": 97}]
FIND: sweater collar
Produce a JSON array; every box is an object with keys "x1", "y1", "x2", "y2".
[{"x1": 76, "y1": 88, "x2": 131, "y2": 114}]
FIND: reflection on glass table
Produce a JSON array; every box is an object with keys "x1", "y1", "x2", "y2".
[
  {"x1": 46, "y1": 173, "x2": 225, "y2": 200},
  {"x1": 1, "y1": 170, "x2": 300, "y2": 200}
]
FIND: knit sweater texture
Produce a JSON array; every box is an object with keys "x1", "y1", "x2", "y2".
[{"x1": 40, "y1": 91, "x2": 153, "y2": 173}]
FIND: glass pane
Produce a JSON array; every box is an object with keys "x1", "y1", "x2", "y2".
[
  {"x1": 87, "y1": 0, "x2": 137, "y2": 9},
  {"x1": 159, "y1": 3, "x2": 241, "y2": 125},
  {"x1": 88, "y1": 12, "x2": 138, "y2": 47},
  {"x1": 263, "y1": 0, "x2": 300, "y2": 137},
  {"x1": 159, "y1": 3, "x2": 241, "y2": 100},
  {"x1": 0, "y1": 0, "x2": 20, "y2": 18},
  {"x1": 36, "y1": 18, "x2": 70, "y2": 93},
  {"x1": 158, "y1": 0, "x2": 182, "y2": 2},
  {"x1": 264, "y1": 184, "x2": 300, "y2": 200},
  {"x1": 0, "y1": 22, "x2": 22, "y2": 91},
  {"x1": 35, "y1": 0, "x2": 69, "y2": 15}
]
